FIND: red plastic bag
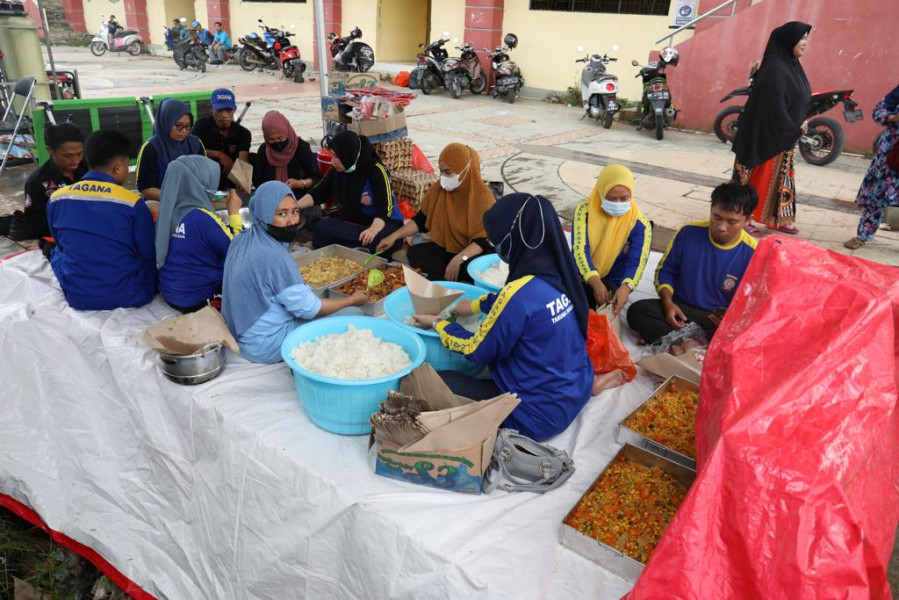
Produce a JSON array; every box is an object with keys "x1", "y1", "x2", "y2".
[
  {"x1": 411, "y1": 145, "x2": 434, "y2": 174},
  {"x1": 628, "y1": 237, "x2": 899, "y2": 600},
  {"x1": 398, "y1": 199, "x2": 417, "y2": 220},
  {"x1": 585, "y1": 311, "x2": 636, "y2": 381},
  {"x1": 392, "y1": 71, "x2": 411, "y2": 87}
]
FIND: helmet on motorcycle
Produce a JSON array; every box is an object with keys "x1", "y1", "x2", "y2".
[
  {"x1": 503, "y1": 33, "x2": 518, "y2": 49},
  {"x1": 659, "y1": 46, "x2": 679, "y2": 67}
]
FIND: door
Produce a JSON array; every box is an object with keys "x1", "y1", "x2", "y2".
[{"x1": 377, "y1": 0, "x2": 429, "y2": 63}]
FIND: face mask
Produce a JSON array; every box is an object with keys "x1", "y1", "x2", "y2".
[
  {"x1": 345, "y1": 163, "x2": 357, "y2": 174},
  {"x1": 342, "y1": 137, "x2": 362, "y2": 174},
  {"x1": 267, "y1": 223, "x2": 300, "y2": 243},
  {"x1": 601, "y1": 198, "x2": 631, "y2": 217},
  {"x1": 269, "y1": 140, "x2": 288, "y2": 152},
  {"x1": 494, "y1": 231, "x2": 512, "y2": 263},
  {"x1": 440, "y1": 161, "x2": 470, "y2": 192}
]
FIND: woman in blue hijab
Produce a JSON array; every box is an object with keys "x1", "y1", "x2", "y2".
[
  {"x1": 156, "y1": 155, "x2": 244, "y2": 313},
  {"x1": 222, "y1": 181, "x2": 367, "y2": 363},
  {"x1": 136, "y1": 98, "x2": 205, "y2": 201},
  {"x1": 414, "y1": 194, "x2": 596, "y2": 442}
]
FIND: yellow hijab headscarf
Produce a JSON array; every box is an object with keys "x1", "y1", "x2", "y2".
[{"x1": 586, "y1": 165, "x2": 643, "y2": 278}]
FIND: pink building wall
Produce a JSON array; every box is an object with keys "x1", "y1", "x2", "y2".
[{"x1": 667, "y1": 0, "x2": 898, "y2": 152}]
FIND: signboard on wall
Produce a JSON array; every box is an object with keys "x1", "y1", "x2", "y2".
[{"x1": 672, "y1": 0, "x2": 698, "y2": 27}]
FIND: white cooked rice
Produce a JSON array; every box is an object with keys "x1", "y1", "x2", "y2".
[
  {"x1": 292, "y1": 325, "x2": 411, "y2": 380},
  {"x1": 477, "y1": 260, "x2": 509, "y2": 288}
]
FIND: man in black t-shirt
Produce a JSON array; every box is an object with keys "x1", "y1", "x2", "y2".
[
  {"x1": 0, "y1": 123, "x2": 87, "y2": 243},
  {"x1": 192, "y1": 88, "x2": 251, "y2": 190}
]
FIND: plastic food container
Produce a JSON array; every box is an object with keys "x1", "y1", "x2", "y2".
[
  {"x1": 327, "y1": 262, "x2": 405, "y2": 316},
  {"x1": 294, "y1": 244, "x2": 388, "y2": 298},
  {"x1": 382, "y1": 281, "x2": 489, "y2": 375},
  {"x1": 466, "y1": 253, "x2": 503, "y2": 293},
  {"x1": 281, "y1": 316, "x2": 426, "y2": 435}
]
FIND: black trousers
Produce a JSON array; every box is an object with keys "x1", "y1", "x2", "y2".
[
  {"x1": 407, "y1": 242, "x2": 474, "y2": 282},
  {"x1": 312, "y1": 217, "x2": 402, "y2": 258},
  {"x1": 582, "y1": 277, "x2": 617, "y2": 310},
  {"x1": 626, "y1": 297, "x2": 717, "y2": 343},
  {"x1": 438, "y1": 370, "x2": 500, "y2": 401}
]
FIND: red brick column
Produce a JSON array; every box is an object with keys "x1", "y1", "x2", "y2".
[
  {"x1": 313, "y1": 0, "x2": 342, "y2": 71},
  {"x1": 123, "y1": 0, "x2": 151, "y2": 45},
  {"x1": 62, "y1": 0, "x2": 86, "y2": 33},
  {"x1": 464, "y1": 0, "x2": 504, "y2": 85},
  {"x1": 207, "y1": 0, "x2": 230, "y2": 35}
]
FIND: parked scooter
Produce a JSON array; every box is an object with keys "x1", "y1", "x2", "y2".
[
  {"x1": 172, "y1": 34, "x2": 208, "y2": 72},
  {"x1": 576, "y1": 43, "x2": 619, "y2": 127},
  {"x1": 238, "y1": 21, "x2": 305, "y2": 82},
  {"x1": 713, "y1": 65, "x2": 863, "y2": 166},
  {"x1": 413, "y1": 35, "x2": 451, "y2": 95},
  {"x1": 443, "y1": 42, "x2": 486, "y2": 100},
  {"x1": 632, "y1": 47, "x2": 679, "y2": 141},
  {"x1": 329, "y1": 27, "x2": 375, "y2": 73},
  {"x1": 483, "y1": 34, "x2": 523, "y2": 104},
  {"x1": 91, "y1": 22, "x2": 142, "y2": 56}
]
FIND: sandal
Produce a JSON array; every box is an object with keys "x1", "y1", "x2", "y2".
[
  {"x1": 744, "y1": 223, "x2": 763, "y2": 238},
  {"x1": 771, "y1": 224, "x2": 799, "y2": 235},
  {"x1": 843, "y1": 237, "x2": 866, "y2": 250}
]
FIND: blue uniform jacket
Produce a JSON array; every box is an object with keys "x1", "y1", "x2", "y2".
[
  {"x1": 572, "y1": 201, "x2": 652, "y2": 289},
  {"x1": 47, "y1": 172, "x2": 157, "y2": 310},
  {"x1": 656, "y1": 221, "x2": 757, "y2": 311},
  {"x1": 436, "y1": 275, "x2": 594, "y2": 441}
]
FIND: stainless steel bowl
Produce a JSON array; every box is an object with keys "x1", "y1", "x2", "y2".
[{"x1": 157, "y1": 342, "x2": 224, "y2": 385}]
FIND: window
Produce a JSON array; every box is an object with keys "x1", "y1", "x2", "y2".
[{"x1": 529, "y1": 0, "x2": 670, "y2": 16}]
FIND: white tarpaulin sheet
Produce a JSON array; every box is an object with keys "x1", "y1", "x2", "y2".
[{"x1": 0, "y1": 250, "x2": 667, "y2": 599}]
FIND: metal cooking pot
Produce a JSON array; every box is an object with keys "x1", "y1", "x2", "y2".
[{"x1": 157, "y1": 342, "x2": 224, "y2": 385}]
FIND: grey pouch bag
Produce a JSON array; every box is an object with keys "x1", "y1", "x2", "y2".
[{"x1": 482, "y1": 428, "x2": 575, "y2": 493}]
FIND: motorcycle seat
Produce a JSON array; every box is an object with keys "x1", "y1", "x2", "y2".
[{"x1": 114, "y1": 30, "x2": 137, "y2": 38}]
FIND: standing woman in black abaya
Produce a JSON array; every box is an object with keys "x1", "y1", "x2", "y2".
[{"x1": 732, "y1": 21, "x2": 812, "y2": 236}]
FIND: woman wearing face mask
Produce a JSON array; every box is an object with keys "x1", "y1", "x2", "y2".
[
  {"x1": 572, "y1": 165, "x2": 652, "y2": 316},
  {"x1": 137, "y1": 98, "x2": 206, "y2": 202},
  {"x1": 252, "y1": 111, "x2": 320, "y2": 193},
  {"x1": 413, "y1": 194, "x2": 604, "y2": 442},
  {"x1": 222, "y1": 181, "x2": 367, "y2": 364},
  {"x1": 376, "y1": 143, "x2": 495, "y2": 281},
  {"x1": 297, "y1": 131, "x2": 404, "y2": 256},
  {"x1": 156, "y1": 155, "x2": 243, "y2": 313}
]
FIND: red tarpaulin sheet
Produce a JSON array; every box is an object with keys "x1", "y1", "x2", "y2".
[{"x1": 630, "y1": 236, "x2": 899, "y2": 599}]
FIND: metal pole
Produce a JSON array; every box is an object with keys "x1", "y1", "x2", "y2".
[
  {"x1": 36, "y1": 0, "x2": 57, "y2": 97},
  {"x1": 313, "y1": 0, "x2": 330, "y2": 137}
]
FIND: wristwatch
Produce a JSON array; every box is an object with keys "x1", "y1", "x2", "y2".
[{"x1": 460, "y1": 254, "x2": 470, "y2": 262}]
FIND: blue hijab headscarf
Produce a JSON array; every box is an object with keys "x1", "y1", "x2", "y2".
[
  {"x1": 149, "y1": 98, "x2": 204, "y2": 185},
  {"x1": 884, "y1": 85, "x2": 899, "y2": 112},
  {"x1": 483, "y1": 193, "x2": 589, "y2": 336},
  {"x1": 222, "y1": 181, "x2": 302, "y2": 337},
  {"x1": 155, "y1": 155, "x2": 220, "y2": 268}
]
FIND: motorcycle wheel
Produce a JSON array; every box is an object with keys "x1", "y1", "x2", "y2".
[
  {"x1": 471, "y1": 73, "x2": 487, "y2": 95},
  {"x1": 655, "y1": 116, "x2": 664, "y2": 141},
  {"x1": 200, "y1": 59, "x2": 207, "y2": 73},
  {"x1": 127, "y1": 42, "x2": 141, "y2": 56},
  {"x1": 713, "y1": 105, "x2": 743, "y2": 144},
  {"x1": 90, "y1": 42, "x2": 106, "y2": 56},
  {"x1": 799, "y1": 116, "x2": 844, "y2": 167},
  {"x1": 602, "y1": 111, "x2": 614, "y2": 129},
  {"x1": 506, "y1": 87, "x2": 516, "y2": 104},
  {"x1": 448, "y1": 76, "x2": 462, "y2": 100},
  {"x1": 238, "y1": 49, "x2": 257, "y2": 72},
  {"x1": 294, "y1": 71, "x2": 305, "y2": 84},
  {"x1": 421, "y1": 73, "x2": 435, "y2": 95}
]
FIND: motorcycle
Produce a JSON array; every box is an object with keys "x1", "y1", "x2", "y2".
[
  {"x1": 576, "y1": 43, "x2": 619, "y2": 128},
  {"x1": 329, "y1": 27, "x2": 375, "y2": 73},
  {"x1": 239, "y1": 21, "x2": 306, "y2": 83},
  {"x1": 443, "y1": 42, "x2": 487, "y2": 100},
  {"x1": 713, "y1": 66, "x2": 863, "y2": 166},
  {"x1": 413, "y1": 35, "x2": 451, "y2": 95},
  {"x1": 90, "y1": 22, "x2": 142, "y2": 57},
  {"x1": 632, "y1": 57, "x2": 677, "y2": 141},
  {"x1": 171, "y1": 33, "x2": 208, "y2": 72},
  {"x1": 485, "y1": 33, "x2": 523, "y2": 104}
]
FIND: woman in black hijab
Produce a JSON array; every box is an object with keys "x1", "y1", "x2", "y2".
[
  {"x1": 732, "y1": 21, "x2": 812, "y2": 235},
  {"x1": 297, "y1": 131, "x2": 404, "y2": 256},
  {"x1": 414, "y1": 194, "x2": 598, "y2": 442}
]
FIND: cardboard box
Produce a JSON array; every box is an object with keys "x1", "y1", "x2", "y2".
[
  {"x1": 636, "y1": 346, "x2": 703, "y2": 385},
  {"x1": 349, "y1": 108, "x2": 408, "y2": 144},
  {"x1": 328, "y1": 71, "x2": 379, "y2": 96},
  {"x1": 371, "y1": 365, "x2": 519, "y2": 494}
]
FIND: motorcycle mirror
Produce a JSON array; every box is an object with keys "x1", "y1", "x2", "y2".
[
  {"x1": 577, "y1": 45, "x2": 584, "y2": 52},
  {"x1": 611, "y1": 44, "x2": 619, "y2": 52},
  {"x1": 631, "y1": 59, "x2": 640, "y2": 66},
  {"x1": 258, "y1": 19, "x2": 263, "y2": 23}
]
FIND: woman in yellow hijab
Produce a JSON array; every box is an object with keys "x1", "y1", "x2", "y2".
[
  {"x1": 572, "y1": 165, "x2": 652, "y2": 315},
  {"x1": 377, "y1": 143, "x2": 495, "y2": 281}
]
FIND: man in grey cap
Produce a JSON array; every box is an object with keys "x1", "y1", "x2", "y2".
[{"x1": 192, "y1": 88, "x2": 252, "y2": 191}]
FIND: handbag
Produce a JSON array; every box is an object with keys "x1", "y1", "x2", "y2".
[{"x1": 482, "y1": 428, "x2": 575, "y2": 493}]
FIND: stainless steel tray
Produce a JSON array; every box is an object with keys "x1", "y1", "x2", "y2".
[
  {"x1": 294, "y1": 244, "x2": 388, "y2": 298},
  {"x1": 616, "y1": 375, "x2": 698, "y2": 469},
  {"x1": 327, "y1": 262, "x2": 403, "y2": 316},
  {"x1": 559, "y1": 443, "x2": 696, "y2": 582}
]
